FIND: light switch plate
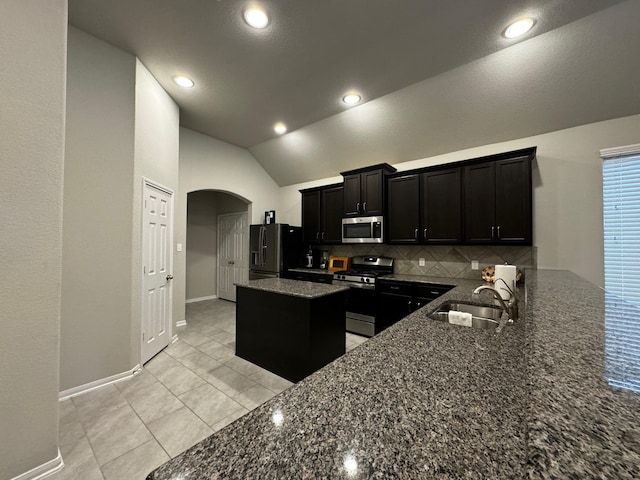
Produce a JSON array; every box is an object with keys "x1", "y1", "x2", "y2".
[
  {"x1": 176, "y1": 243, "x2": 183, "y2": 252},
  {"x1": 471, "y1": 260, "x2": 479, "y2": 270},
  {"x1": 419, "y1": 257, "x2": 425, "y2": 267}
]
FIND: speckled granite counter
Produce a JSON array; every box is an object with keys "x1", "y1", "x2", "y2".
[
  {"x1": 237, "y1": 277, "x2": 348, "y2": 299},
  {"x1": 148, "y1": 270, "x2": 640, "y2": 479},
  {"x1": 288, "y1": 267, "x2": 332, "y2": 276}
]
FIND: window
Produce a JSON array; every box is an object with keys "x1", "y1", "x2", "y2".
[{"x1": 601, "y1": 144, "x2": 640, "y2": 392}]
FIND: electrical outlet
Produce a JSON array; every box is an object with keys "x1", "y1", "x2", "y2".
[
  {"x1": 176, "y1": 243, "x2": 183, "y2": 252},
  {"x1": 419, "y1": 257, "x2": 426, "y2": 267},
  {"x1": 471, "y1": 260, "x2": 479, "y2": 270}
]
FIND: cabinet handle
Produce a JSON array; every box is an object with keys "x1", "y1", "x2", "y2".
[
  {"x1": 414, "y1": 228, "x2": 418, "y2": 240},
  {"x1": 356, "y1": 202, "x2": 360, "y2": 213},
  {"x1": 407, "y1": 300, "x2": 412, "y2": 313},
  {"x1": 316, "y1": 232, "x2": 320, "y2": 240},
  {"x1": 491, "y1": 226, "x2": 495, "y2": 239},
  {"x1": 390, "y1": 286, "x2": 400, "y2": 290},
  {"x1": 321, "y1": 232, "x2": 325, "y2": 240},
  {"x1": 363, "y1": 202, "x2": 367, "y2": 212},
  {"x1": 497, "y1": 225, "x2": 501, "y2": 239},
  {"x1": 423, "y1": 228, "x2": 428, "y2": 240}
]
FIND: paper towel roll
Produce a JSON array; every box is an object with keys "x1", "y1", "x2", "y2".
[{"x1": 494, "y1": 264, "x2": 517, "y2": 300}]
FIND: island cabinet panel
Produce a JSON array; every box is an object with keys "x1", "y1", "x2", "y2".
[
  {"x1": 301, "y1": 184, "x2": 343, "y2": 244},
  {"x1": 463, "y1": 155, "x2": 532, "y2": 244},
  {"x1": 236, "y1": 286, "x2": 346, "y2": 382},
  {"x1": 386, "y1": 168, "x2": 462, "y2": 244}
]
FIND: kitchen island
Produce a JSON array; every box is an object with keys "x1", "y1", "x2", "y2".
[
  {"x1": 147, "y1": 271, "x2": 640, "y2": 479},
  {"x1": 236, "y1": 278, "x2": 348, "y2": 382}
]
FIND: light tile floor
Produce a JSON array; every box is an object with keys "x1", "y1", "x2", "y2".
[{"x1": 51, "y1": 298, "x2": 368, "y2": 479}]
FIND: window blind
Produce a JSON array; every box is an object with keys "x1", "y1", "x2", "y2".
[{"x1": 602, "y1": 147, "x2": 640, "y2": 392}]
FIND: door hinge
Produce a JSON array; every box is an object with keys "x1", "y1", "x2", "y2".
[{"x1": 142, "y1": 332, "x2": 145, "y2": 342}]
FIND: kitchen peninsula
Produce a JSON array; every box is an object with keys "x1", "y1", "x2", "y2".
[
  {"x1": 236, "y1": 278, "x2": 348, "y2": 382},
  {"x1": 147, "y1": 271, "x2": 640, "y2": 479}
]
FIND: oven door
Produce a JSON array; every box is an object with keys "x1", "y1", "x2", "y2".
[{"x1": 344, "y1": 286, "x2": 377, "y2": 337}]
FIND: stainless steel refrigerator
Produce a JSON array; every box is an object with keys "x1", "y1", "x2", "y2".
[{"x1": 249, "y1": 224, "x2": 303, "y2": 280}]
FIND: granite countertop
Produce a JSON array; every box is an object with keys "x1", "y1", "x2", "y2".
[
  {"x1": 288, "y1": 267, "x2": 333, "y2": 275},
  {"x1": 149, "y1": 270, "x2": 640, "y2": 479},
  {"x1": 237, "y1": 277, "x2": 348, "y2": 299}
]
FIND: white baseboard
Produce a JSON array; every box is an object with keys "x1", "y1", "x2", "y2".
[
  {"x1": 175, "y1": 320, "x2": 187, "y2": 328},
  {"x1": 10, "y1": 449, "x2": 63, "y2": 480},
  {"x1": 185, "y1": 295, "x2": 217, "y2": 303},
  {"x1": 58, "y1": 364, "x2": 142, "y2": 401}
]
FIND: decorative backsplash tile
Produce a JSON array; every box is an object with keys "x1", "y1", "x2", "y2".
[{"x1": 325, "y1": 244, "x2": 536, "y2": 281}]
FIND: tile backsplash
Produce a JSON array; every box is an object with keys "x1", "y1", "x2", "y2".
[{"x1": 324, "y1": 244, "x2": 536, "y2": 281}]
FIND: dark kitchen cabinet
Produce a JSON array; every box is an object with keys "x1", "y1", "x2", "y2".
[
  {"x1": 386, "y1": 168, "x2": 461, "y2": 244},
  {"x1": 376, "y1": 280, "x2": 453, "y2": 333},
  {"x1": 387, "y1": 174, "x2": 420, "y2": 243},
  {"x1": 464, "y1": 155, "x2": 532, "y2": 244},
  {"x1": 301, "y1": 184, "x2": 343, "y2": 244},
  {"x1": 342, "y1": 164, "x2": 396, "y2": 217}
]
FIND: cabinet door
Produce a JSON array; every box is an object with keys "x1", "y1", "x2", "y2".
[
  {"x1": 301, "y1": 190, "x2": 321, "y2": 244},
  {"x1": 463, "y1": 162, "x2": 496, "y2": 243},
  {"x1": 421, "y1": 168, "x2": 462, "y2": 243},
  {"x1": 387, "y1": 174, "x2": 420, "y2": 243},
  {"x1": 321, "y1": 185, "x2": 344, "y2": 243},
  {"x1": 343, "y1": 174, "x2": 361, "y2": 216},
  {"x1": 376, "y1": 292, "x2": 413, "y2": 333},
  {"x1": 495, "y1": 156, "x2": 531, "y2": 244},
  {"x1": 361, "y1": 170, "x2": 384, "y2": 215}
]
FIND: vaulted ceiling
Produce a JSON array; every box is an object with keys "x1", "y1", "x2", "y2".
[{"x1": 69, "y1": 0, "x2": 640, "y2": 185}]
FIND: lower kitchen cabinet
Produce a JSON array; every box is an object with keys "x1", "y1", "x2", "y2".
[{"x1": 376, "y1": 280, "x2": 453, "y2": 332}]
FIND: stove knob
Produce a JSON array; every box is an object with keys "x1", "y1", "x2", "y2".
[{"x1": 365, "y1": 277, "x2": 370, "y2": 283}]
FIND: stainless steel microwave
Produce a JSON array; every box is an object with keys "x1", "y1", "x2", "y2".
[{"x1": 342, "y1": 216, "x2": 384, "y2": 243}]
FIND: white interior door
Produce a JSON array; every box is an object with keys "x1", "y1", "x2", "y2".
[
  {"x1": 218, "y1": 212, "x2": 248, "y2": 302},
  {"x1": 142, "y1": 181, "x2": 173, "y2": 364}
]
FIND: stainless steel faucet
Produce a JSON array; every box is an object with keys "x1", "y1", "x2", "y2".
[{"x1": 473, "y1": 281, "x2": 518, "y2": 322}]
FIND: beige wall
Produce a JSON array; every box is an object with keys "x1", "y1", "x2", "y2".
[
  {"x1": 175, "y1": 128, "x2": 281, "y2": 323},
  {"x1": 61, "y1": 32, "x2": 179, "y2": 390},
  {"x1": 186, "y1": 191, "x2": 218, "y2": 300},
  {"x1": 278, "y1": 114, "x2": 640, "y2": 287},
  {"x1": 131, "y1": 60, "x2": 179, "y2": 365},
  {"x1": 185, "y1": 192, "x2": 249, "y2": 300},
  {"x1": 0, "y1": 0, "x2": 67, "y2": 478},
  {"x1": 61, "y1": 27, "x2": 136, "y2": 391}
]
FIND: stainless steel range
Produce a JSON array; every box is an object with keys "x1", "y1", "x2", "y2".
[{"x1": 333, "y1": 256, "x2": 394, "y2": 337}]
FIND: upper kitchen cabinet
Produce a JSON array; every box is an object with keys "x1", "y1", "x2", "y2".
[
  {"x1": 301, "y1": 183, "x2": 344, "y2": 244},
  {"x1": 386, "y1": 168, "x2": 462, "y2": 244},
  {"x1": 342, "y1": 164, "x2": 396, "y2": 217},
  {"x1": 464, "y1": 151, "x2": 534, "y2": 244}
]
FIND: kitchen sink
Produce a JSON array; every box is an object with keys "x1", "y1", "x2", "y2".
[{"x1": 427, "y1": 302, "x2": 505, "y2": 330}]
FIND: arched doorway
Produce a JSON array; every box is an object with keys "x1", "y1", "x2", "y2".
[{"x1": 186, "y1": 190, "x2": 250, "y2": 303}]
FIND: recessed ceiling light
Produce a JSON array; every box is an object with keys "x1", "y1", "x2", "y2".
[
  {"x1": 274, "y1": 122, "x2": 287, "y2": 135},
  {"x1": 244, "y1": 8, "x2": 269, "y2": 29},
  {"x1": 173, "y1": 76, "x2": 194, "y2": 88},
  {"x1": 342, "y1": 93, "x2": 362, "y2": 105},
  {"x1": 504, "y1": 18, "x2": 535, "y2": 39}
]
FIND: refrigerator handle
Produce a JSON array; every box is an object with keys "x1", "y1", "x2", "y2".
[{"x1": 260, "y1": 226, "x2": 267, "y2": 266}]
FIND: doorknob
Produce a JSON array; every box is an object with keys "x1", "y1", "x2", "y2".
[{"x1": 166, "y1": 274, "x2": 174, "y2": 280}]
